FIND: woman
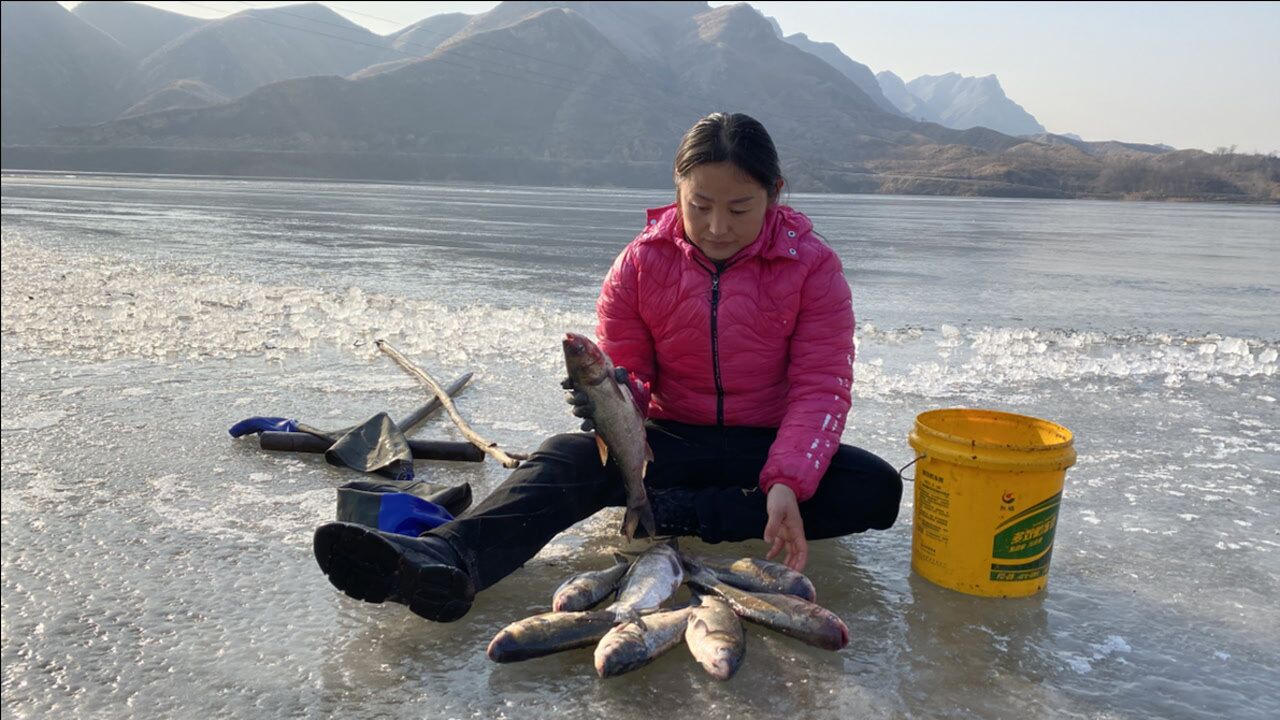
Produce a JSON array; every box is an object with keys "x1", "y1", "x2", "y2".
[{"x1": 313, "y1": 113, "x2": 902, "y2": 623}]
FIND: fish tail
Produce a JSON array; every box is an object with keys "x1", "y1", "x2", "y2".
[{"x1": 621, "y1": 501, "x2": 657, "y2": 541}]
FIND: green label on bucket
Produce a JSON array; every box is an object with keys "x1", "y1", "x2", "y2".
[
  {"x1": 989, "y1": 492, "x2": 1061, "y2": 581},
  {"x1": 990, "y1": 550, "x2": 1053, "y2": 582}
]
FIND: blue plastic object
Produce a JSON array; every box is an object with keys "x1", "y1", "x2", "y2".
[
  {"x1": 228, "y1": 416, "x2": 299, "y2": 438},
  {"x1": 376, "y1": 493, "x2": 455, "y2": 536}
]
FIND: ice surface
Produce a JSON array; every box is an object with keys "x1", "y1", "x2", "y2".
[{"x1": 3, "y1": 175, "x2": 1277, "y2": 720}]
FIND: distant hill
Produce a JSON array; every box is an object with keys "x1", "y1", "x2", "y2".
[
  {"x1": 906, "y1": 73, "x2": 1045, "y2": 137},
  {"x1": 72, "y1": 1, "x2": 206, "y2": 60},
  {"x1": 387, "y1": 12, "x2": 472, "y2": 54},
  {"x1": 4, "y1": 1, "x2": 1274, "y2": 202},
  {"x1": 60, "y1": 8, "x2": 690, "y2": 165},
  {"x1": 1022, "y1": 132, "x2": 1172, "y2": 159},
  {"x1": 669, "y1": 3, "x2": 917, "y2": 161},
  {"x1": 1, "y1": 1, "x2": 135, "y2": 141},
  {"x1": 131, "y1": 3, "x2": 401, "y2": 100},
  {"x1": 447, "y1": 1, "x2": 708, "y2": 67},
  {"x1": 875, "y1": 71, "x2": 937, "y2": 123},
  {"x1": 119, "y1": 79, "x2": 229, "y2": 119},
  {"x1": 779, "y1": 32, "x2": 903, "y2": 117},
  {"x1": 358, "y1": 12, "x2": 476, "y2": 79},
  {"x1": 28, "y1": 1, "x2": 1029, "y2": 189}
]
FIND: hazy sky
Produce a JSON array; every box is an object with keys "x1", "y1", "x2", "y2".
[{"x1": 59, "y1": 1, "x2": 1280, "y2": 153}]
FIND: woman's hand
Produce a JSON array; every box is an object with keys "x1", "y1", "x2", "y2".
[
  {"x1": 764, "y1": 484, "x2": 808, "y2": 572},
  {"x1": 562, "y1": 367, "x2": 634, "y2": 431}
]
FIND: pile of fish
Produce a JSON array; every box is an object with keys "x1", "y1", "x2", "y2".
[{"x1": 486, "y1": 543, "x2": 849, "y2": 680}]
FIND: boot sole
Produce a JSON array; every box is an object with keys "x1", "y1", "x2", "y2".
[{"x1": 313, "y1": 523, "x2": 475, "y2": 623}]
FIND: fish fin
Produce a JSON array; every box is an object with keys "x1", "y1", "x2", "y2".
[
  {"x1": 612, "y1": 552, "x2": 631, "y2": 566},
  {"x1": 644, "y1": 441, "x2": 654, "y2": 463},
  {"x1": 679, "y1": 552, "x2": 708, "y2": 573},
  {"x1": 595, "y1": 434, "x2": 609, "y2": 466},
  {"x1": 612, "y1": 607, "x2": 640, "y2": 627},
  {"x1": 626, "y1": 609, "x2": 649, "y2": 632}
]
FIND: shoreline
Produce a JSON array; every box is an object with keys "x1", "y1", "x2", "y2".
[{"x1": 5, "y1": 144, "x2": 1274, "y2": 203}]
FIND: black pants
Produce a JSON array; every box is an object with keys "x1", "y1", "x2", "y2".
[{"x1": 430, "y1": 420, "x2": 903, "y2": 591}]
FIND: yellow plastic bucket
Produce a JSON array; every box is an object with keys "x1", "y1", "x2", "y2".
[{"x1": 908, "y1": 408, "x2": 1076, "y2": 597}]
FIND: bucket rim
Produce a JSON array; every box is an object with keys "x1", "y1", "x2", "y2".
[{"x1": 913, "y1": 407, "x2": 1074, "y2": 453}]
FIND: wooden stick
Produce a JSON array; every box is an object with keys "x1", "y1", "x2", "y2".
[
  {"x1": 376, "y1": 339, "x2": 527, "y2": 468},
  {"x1": 398, "y1": 372, "x2": 473, "y2": 435}
]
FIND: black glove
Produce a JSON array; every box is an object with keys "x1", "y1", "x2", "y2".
[{"x1": 562, "y1": 367, "x2": 631, "y2": 432}]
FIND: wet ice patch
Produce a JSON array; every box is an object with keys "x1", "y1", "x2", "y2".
[
  {"x1": 1093, "y1": 635, "x2": 1131, "y2": 657},
  {"x1": 1060, "y1": 653, "x2": 1095, "y2": 675},
  {"x1": 145, "y1": 472, "x2": 332, "y2": 547},
  {"x1": 1060, "y1": 635, "x2": 1132, "y2": 674},
  {"x1": 0, "y1": 410, "x2": 67, "y2": 430}
]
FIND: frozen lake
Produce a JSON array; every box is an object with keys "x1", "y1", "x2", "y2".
[{"x1": 2, "y1": 172, "x2": 1277, "y2": 718}]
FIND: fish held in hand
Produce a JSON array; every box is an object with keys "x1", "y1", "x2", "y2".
[
  {"x1": 486, "y1": 610, "x2": 619, "y2": 663},
  {"x1": 687, "y1": 565, "x2": 848, "y2": 651},
  {"x1": 552, "y1": 553, "x2": 631, "y2": 612},
  {"x1": 685, "y1": 593, "x2": 746, "y2": 681},
  {"x1": 684, "y1": 553, "x2": 817, "y2": 602},
  {"x1": 593, "y1": 606, "x2": 693, "y2": 678},
  {"x1": 562, "y1": 332, "x2": 655, "y2": 540}
]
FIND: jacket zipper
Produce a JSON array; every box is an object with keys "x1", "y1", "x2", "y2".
[
  {"x1": 710, "y1": 271, "x2": 724, "y2": 426},
  {"x1": 688, "y1": 245, "x2": 736, "y2": 427}
]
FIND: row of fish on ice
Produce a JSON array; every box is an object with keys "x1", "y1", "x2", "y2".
[{"x1": 487, "y1": 542, "x2": 849, "y2": 680}]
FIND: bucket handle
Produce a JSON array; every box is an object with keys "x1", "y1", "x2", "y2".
[{"x1": 897, "y1": 456, "x2": 923, "y2": 483}]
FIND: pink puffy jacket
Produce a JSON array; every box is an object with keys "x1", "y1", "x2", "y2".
[{"x1": 596, "y1": 202, "x2": 855, "y2": 502}]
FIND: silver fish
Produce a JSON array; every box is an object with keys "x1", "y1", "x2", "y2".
[
  {"x1": 563, "y1": 332, "x2": 655, "y2": 540},
  {"x1": 685, "y1": 593, "x2": 746, "y2": 681},
  {"x1": 486, "y1": 610, "x2": 619, "y2": 663},
  {"x1": 687, "y1": 565, "x2": 848, "y2": 651},
  {"x1": 593, "y1": 606, "x2": 693, "y2": 678},
  {"x1": 552, "y1": 553, "x2": 631, "y2": 612},
  {"x1": 605, "y1": 542, "x2": 683, "y2": 622},
  {"x1": 683, "y1": 553, "x2": 817, "y2": 602}
]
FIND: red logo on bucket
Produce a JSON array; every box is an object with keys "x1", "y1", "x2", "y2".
[{"x1": 1001, "y1": 491, "x2": 1016, "y2": 507}]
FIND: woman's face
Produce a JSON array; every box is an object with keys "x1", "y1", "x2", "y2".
[{"x1": 677, "y1": 162, "x2": 774, "y2": 262}]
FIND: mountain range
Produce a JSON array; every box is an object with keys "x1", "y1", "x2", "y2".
[
  {"x1": 1, "y1": 1, "x2": 1274, "y2": 202},
  {"x1": 875, "y1": 71, "x2": 1045, "y2": 137}
]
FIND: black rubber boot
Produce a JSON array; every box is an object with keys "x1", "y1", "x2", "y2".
[
  {"x1": 647, "y1": 487, "x2": 702, "y2": 537},
  {"x1": 313, "y1": 522, "x2": 475, "y2": 623}
]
